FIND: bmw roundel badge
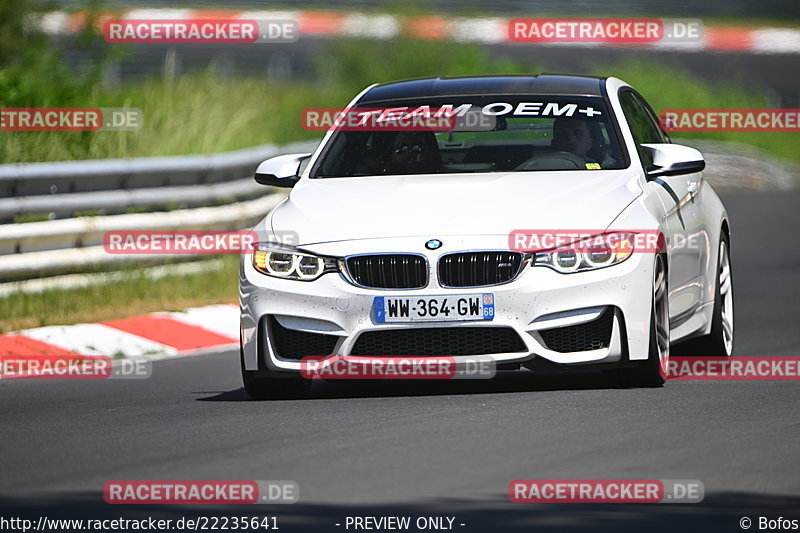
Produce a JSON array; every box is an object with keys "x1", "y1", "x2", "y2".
[{"x1": 425, "y1": 239, "x2": 443, "y2": 250}]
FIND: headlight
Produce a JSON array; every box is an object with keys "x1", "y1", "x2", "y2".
[
  {"x1": 533, "y1": 232, "x2": 635, "y2": 274},
  {"x1": 252, "y1": 243, "x2": 338, "y2": 281}
]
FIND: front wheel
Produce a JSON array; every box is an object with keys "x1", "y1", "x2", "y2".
[
  {"x1": 626, "y1": 254, "x2": 670, "y2": 387},
  {"x1": 674, "y1": 236, "x2": 734, "y2": 357}
]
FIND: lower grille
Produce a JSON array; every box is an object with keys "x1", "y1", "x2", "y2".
[
  {"x1": 438, "y1": 251, "x2": 524, "y2": 287},
  {"x1": 268, "y1": 316, "x2": 339, "y2": 360},
  {"x1": 345, "y1": 254, "x2": 428, "y2": 289},
  {"x1": 539, "y1": 310, "x2": 614, "y2": 353},
  {"x1": 351, "y1": 327, "x2": 527, "y2": 356}
]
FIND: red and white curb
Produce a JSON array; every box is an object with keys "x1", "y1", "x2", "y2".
[
  {"x1": 0, "y1": 304, "x2": 239, "y2": 361},
  {"x1": 39, "y1": 9, "x2": 800, "y2": 54}
]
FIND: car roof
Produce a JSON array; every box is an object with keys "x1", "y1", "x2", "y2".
[{"x1": 358, "y1": 74, "x2": 606, "y2": 104}]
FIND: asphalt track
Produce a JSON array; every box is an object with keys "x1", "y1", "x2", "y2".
[{"x1": 1, "y1": 190, "x2": 799, "y2": 533}]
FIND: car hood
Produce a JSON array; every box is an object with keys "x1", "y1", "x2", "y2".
[{"x1": 269, "y1": 170, "x2": 643, "y2": 244}]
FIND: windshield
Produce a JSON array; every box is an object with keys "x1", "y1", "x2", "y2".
[{"x1": 310, "y1": 96, "x2": 627, "y2": 177}]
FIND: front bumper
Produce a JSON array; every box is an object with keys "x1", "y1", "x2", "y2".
[{"x1": 240, "y1": 238, "x2": 654, "y2": 374}]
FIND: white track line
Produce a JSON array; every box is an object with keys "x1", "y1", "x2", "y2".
[
  {"x1": 159, "y1": 304, "x2": 239, "y2": 340},
  {"x1": 18, "y1": 323, "x2": 177, "y2": 358}
]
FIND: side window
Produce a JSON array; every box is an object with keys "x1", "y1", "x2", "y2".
[
  {"x1": 619, "y1": 91, "x2": 662, "y2": 168},
  {"x1": 635, "y1": 93, "x2": 671, "y2": 144}
]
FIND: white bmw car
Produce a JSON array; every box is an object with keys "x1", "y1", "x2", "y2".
[{"x1": 239, "y1": 74, "x2": 733, "y2": 399}]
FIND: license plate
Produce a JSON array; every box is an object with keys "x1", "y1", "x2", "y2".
[{"x1": 374, "y1": 294, "x2": 494, "y2": 323}]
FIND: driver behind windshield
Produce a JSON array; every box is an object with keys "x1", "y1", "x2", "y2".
[
  {"x1": 551, "y1": 117, "x2": 593, "y2": 160},
  {"x1": 387, "y1": 131, "x2": 441, "y2": 174}
]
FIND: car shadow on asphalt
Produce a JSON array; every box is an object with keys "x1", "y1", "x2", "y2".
[{"x1": 196, "y1": 371, "x2": 650, "y2": 402}]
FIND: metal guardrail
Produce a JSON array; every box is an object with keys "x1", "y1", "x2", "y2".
[
  {"x1": 0, "y1": 194, "x2": 287, "y2": 280},
  {"x1": 0, "y1": 141, "x2": 317, "y2": 217},
  {"x1": 0, "y1": 141, "x2": 317, "y2": 282},
  {"x1": 0, "y1": 178, "x2": 262, "y2": 220}
]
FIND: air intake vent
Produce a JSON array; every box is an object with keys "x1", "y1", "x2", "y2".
[
  {"x1": 268, "y1": 316, "x2": 339, "y2": 360},
  {"x1": 351, "y1": 327, "x2": 527, "y2": 356},
  {"x1": 539, "y1": 310, "x2": 614, "y2": 353}
]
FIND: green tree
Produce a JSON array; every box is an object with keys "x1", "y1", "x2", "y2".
[{"x1": 0, "y1": 0, "x2": 114, "y2": 107}]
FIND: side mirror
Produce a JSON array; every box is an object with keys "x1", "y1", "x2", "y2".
[
  {"x1": 254, "y1": 153, "x2": 311, "y2": 188},
  {"x1": 641, "y1": 143, "x2": 705, "y2": 179}
]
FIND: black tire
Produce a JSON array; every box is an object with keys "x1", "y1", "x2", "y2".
[
  {"x1": 626, "y1": 254, "x2": 669, "y2": 387},
  {"x1": 240, "y1": 346, "x2": 311, "y2": 400},
  {"x1": 673, "y1": 234, "x2": 734, "y2": 357}
]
